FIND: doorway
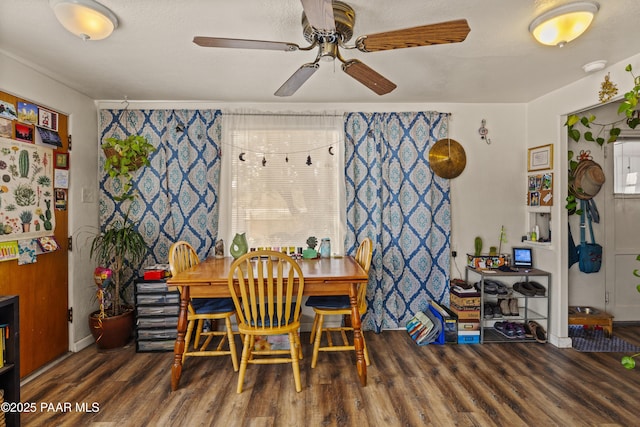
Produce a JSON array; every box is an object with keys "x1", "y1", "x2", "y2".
[{"x1": 604, "y1": 136, "x2": 640, "y2": 320}]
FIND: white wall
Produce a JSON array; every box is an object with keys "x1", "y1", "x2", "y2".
[
  {"x1": 0, "y1": 51, "x2": 99, "y2": 351},
  {"x1": 527, "y1": 53, "x2": 640, "y2": 347}
]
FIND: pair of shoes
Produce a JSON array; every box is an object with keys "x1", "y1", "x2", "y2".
[
  {"x1": 484, "y1": 302, "x2": 502, "y2": 319},
  {"x1": 483, "y1": 280, "x2": 508, "y2": 295},
  {"x1": 513, "y1": 281, "x2": 546, "y2": 297},
  {"x1": 499, "y1": 298, "x2": 519, "y2": 316},
  {"x1": 495, "y1": 321, "x2": 527, "y2": 339},
  {"x1": 527, "y1": 321, "x2": 547, "y2": 343}
]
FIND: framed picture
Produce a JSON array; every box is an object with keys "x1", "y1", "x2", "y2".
[
  {"x1": 0, "y1": 101, "x2": 17, "y2": 120},
  {"x1": 55, "y1": 151, "x2": 69, "y2": 169},
  {"x1": 38, "y1": 108, "x2": 59, "y2": 131},
  {"x1": 0, "y1": 117, "x2": 12, "y2": 138},
  {"x1": 15, "y1": 122, "x2": 34, "y2": 143},
  {"x1": 17, "y1": 102, "x2": 38, "y2": 124},
  {"x1": 528, "y1": 172, "x2": 553, "y2": 206},
  {"x1": 528, "y1": 144, "x2": 553, "y2": 171}
]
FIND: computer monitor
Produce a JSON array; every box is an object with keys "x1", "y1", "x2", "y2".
[{"x1": 512, "y1": 247, "x2": 533, "y2": 269}]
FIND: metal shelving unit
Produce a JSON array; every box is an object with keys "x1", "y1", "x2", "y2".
[{"x1": 465, "y1": 267, "x2": 550, "y2": 343}]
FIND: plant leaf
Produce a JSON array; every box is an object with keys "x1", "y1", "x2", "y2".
[
  {"x1": 621, "y1": 355, "x2": 636, "y2": 370},
  {"x1": 569, "y1": 129, "x2": 581, "y2": 142},
  {"x1": 566, "y1": 115, "x2": 580, "y2": 126}
]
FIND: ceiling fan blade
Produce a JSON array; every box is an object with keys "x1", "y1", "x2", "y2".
[
  {"x1": 300, "y1": 0, "x2": 336, "y2": 32},
  {"x1": 274, "y1": 63, "x2": 320, "y2": 97},
  {"x1": 193, "y1": 36, "x2": 299, "y2": 52},
  {"x1": 356, "y1": 19, "x2": 470, "y2": 52},
  {"x1": 342, "y1": 60, "x2": 396, "y2": 96}
]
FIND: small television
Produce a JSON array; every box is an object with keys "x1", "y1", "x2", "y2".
[{"x1": 512, "y1": 247, "x2": 533, "y2": 269}]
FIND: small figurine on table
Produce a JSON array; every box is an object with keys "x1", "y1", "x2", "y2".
[
  {"x1": 302, "y1": 236, "x2": 318, "y2": 259},
  {"x1": 214, "y1": 239, "x2": 224, "y2": 259}
]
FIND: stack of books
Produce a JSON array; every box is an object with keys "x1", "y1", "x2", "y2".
[{"x1": 0, "y1": 324, "x2": 7, "y2": 368}]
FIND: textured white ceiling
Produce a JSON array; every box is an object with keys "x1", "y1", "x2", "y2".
[{"x1": 1, "y1": 0, "x2": 639, "y2": 103}]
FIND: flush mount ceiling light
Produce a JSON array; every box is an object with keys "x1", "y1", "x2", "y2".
[
  {"x1": 50, "y1": 0, "x2": 119, "y2": 41},
  {"x1": 529, "y1": 1, "x2": 599, "y2": 47}
]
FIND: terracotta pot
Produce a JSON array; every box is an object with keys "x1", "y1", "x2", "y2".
[{"x1": 88, "y1": 307, "x2": 135, "y2": 350}]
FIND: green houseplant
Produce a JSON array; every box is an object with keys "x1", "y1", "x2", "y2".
[
  {"x1": 565, "y1": 64, "x2": 640, "y2": 215},
  {"x1": 88, "y1": 133, "x2": 154, "y2": 349},
  {"x1": 621, "y1": 255, "x2": 640, "y2": 370},
  {"x1": 101, "y1": 134, "x2": 155, "y2": 201}
]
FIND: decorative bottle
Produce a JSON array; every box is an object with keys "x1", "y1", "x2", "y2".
[{"x1": 319, "y1": 238, "x2": 331, "y2": 258}]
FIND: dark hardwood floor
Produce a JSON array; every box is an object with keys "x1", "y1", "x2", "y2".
[{"x1": 20, "y1": 325, "x2": 640, "y2": 426}]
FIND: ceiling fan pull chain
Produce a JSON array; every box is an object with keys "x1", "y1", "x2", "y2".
[{"x1": 479, "y1": 119, "x2": 491, "y2": 145}]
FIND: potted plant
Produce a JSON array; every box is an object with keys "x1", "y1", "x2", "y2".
[
  {"x1": 303, "y1": 236, "x2": 318, "y2": 259},
  {"x1": 88, "y1": 133, "x2": 154, "y2": 349},
  {"x1": 101, "y1": 134, "x2": 155, "y2": 201}
]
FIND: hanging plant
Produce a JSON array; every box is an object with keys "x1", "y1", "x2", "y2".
[
  {"x1": 101, "y1": 134, "x2": 155, "y2": 201},
  {"x1": 565, "y1": 64, "x2": 640, "y2": 146}
]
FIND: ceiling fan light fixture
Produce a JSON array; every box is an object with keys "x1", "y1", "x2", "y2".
[
  {"x1": 529, "y1": 1, "x2": 599, "y2": 47},
  {"x1": 50, "y1": 0, "x2": 119, "y2": 41}
]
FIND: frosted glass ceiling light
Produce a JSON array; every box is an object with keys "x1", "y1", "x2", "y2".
[
  {"x1": 50, "y1": 0, "x2": 119, "y2": 41},
  {"x1": 529, "y1": 1, "x2": 599, "y2": 47}
]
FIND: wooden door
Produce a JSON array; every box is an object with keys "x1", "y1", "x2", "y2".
[{"x1": 0, "y1": 91, "x2": 69, "y2": 377}]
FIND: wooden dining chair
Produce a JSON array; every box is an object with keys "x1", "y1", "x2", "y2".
[
  {"x1": 227, "y1": 250, "x2": 305, "y2": 393},
  {"x1": 306, "y1": 238, "x2": 373, "y2": 368},
  {"x1": 168, "y1": 241, "x2": 238, "y2": 371}
]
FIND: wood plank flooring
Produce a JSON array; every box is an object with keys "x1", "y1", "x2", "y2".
[{"x1": 20, "y1": 325, "x2": 640, "y2": 427}]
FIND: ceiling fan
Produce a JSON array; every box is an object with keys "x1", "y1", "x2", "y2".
[{"x1": 193, "y1": 0, "x2": 470, "y2": 97}]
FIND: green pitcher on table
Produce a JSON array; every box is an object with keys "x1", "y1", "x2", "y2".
[{"x1": 230, "y1": 233, "x2": 248, "y2": 259}]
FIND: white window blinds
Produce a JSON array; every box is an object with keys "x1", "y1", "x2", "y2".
[{"x1": 219, "y1": 111, "x2": 345, "y2": 255}]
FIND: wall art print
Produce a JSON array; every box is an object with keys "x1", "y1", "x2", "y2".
[{"x1": 0, "y1": 136, "x2": 55, "y2": 242}]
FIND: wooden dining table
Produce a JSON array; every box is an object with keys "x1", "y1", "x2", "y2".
[{"x1": 166, "y1": 255, "x2": 369, "y2": 391}]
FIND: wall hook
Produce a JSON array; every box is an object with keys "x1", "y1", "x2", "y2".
[{"x1": 479, "y1": 119, "x2": 491, "y2": 144}]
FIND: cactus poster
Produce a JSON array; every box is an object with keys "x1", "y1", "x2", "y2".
[{"x1": 0, "y1": 136, "x2": 55, "y2": 242}]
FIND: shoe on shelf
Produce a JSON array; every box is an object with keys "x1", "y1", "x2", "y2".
[
  {"x1": 528, "y1": 281, "x2": 546, "y2": 296},
  {"x1": 483, "y1": 303, "x2": 494, "y2": 319},
  {"x1": 527, "y1": 321, "x2": 547, "y2": 343},
  {"x1": 491, "y1": 302, "x2": 503, "y2": 318},
  {"x1": 523, "y1": 323, "x2": 534, "y2": 339},
  {"x1": 499, "y1": 298, "x2": 512, "y2": 316},
  {"x1": 495, "y1": 321, "x2": 517, "y2": 339},
  {"x1": 513, "y1": 282, "x2": 536, "y2": 297},
  {"x1": 483, "y1": 281, "x2": 498, "y2": 294},
  {"x1": 509, "y1": 298, "x2": 519, "y2": 317},
  {"x1": 512, "y1": 323, "x2": 527, "y2": 339}
]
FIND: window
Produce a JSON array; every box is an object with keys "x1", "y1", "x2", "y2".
[
  {"x1": 613, "y1": 139, "x2": 640, "y2": 195},
  {"x1": 219, "y1": 112, "x2": 345, "y2": 254}
]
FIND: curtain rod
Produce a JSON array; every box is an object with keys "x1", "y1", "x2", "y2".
[
  {"x1": 222, "y1": 112, "x2": 344, "y2": 117},
  {"x1": 220, "y1": 111, "x2": 452, "y2": 117}
]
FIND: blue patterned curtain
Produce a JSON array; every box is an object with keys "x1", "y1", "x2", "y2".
[
  {"x1": 344, "y1": 112, "x2": 451, "y2": 332},
  {"x1": 98, "y1": 109, "x2": 222, "y2": 276}
]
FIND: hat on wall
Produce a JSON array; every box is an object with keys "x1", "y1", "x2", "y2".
[{"x1": 571, "y1": 159, "x2": 605, "y2": 200}]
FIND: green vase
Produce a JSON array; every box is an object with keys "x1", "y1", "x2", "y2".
[{"x1": 230, "y1": 233, "x2": 248, "y2": 259}]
